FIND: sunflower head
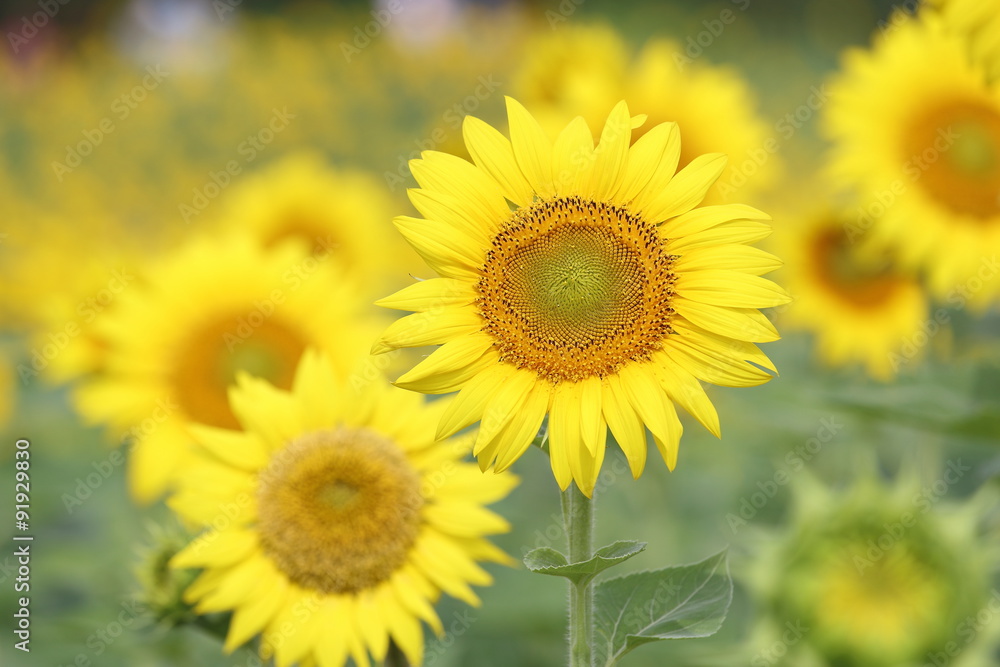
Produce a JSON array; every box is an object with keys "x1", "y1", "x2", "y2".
[
  {"x1": 375, "y1": 97, "x2": 789, "y2": 496},
  {"x1": 824, "y1": 10, "x2": 1000, "y2": 308},
  {"x1": 770, "y1": 196, "x2": 929, "y2": 380},
  {"x1": 169, "y1": 350, "x2": 517, "y2": 667},
  {"x1": 744, "y1": 467, "x2": 1000, "y2": 666},
  {"x1": 73, "y1": 232, "x2": 384, "y2": 502}
]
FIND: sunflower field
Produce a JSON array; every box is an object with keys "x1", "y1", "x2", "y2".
[{"x1": 2, "y1": 1, "x2": 1000, "y2": 666}]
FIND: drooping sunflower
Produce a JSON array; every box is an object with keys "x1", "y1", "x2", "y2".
[
  {"x1": 742, "y1": 467, "x2": 1000, "y2": 667},
  {"x1": 824, "y1": 11, "x2": 1000, "y2": 308},
  {"x1": 215, "y1": 152, "x2": 420, "y2": 292},
  {"x1": 772, "y1": 202, "x2": 929, "y2": 380},
  {"x1": 169, "y1": 350, "x2": 517, "y2": 667},
  {"x1": 74, "y1": 233, "x2": 381, "y2": 502},
  {"x1": 373, "y1": 98, "x2": 789, "y2": 496}
]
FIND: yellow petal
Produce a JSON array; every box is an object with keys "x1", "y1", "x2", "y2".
[
  {"x1": 436, "y1": 363, "x2": 517, "y2": 440},
  {"x1": 642, "y1": 153, "x2": 728, "y2": 223},
  {"x1": 552, "y1": 116, "x2": 595, "y2": 197},
  {"x1": 463, "y1": 114, "x2": 534, "y2": 206},
  {"x1": 676, "y1": 270, "x2": 791, "y2": 309},
  {"x1": 620, "y1": 122, "x2": 681, "y2": 206},
  {"x1": 591, "y1": 100, "x2": 632, "y2": 200},
  {"x1": 395, "y1": 333, "x2": 495, "y2": 389},
  {"x1": 506, "y1": 96, "x2": 553, "y2": 196},
  {"x1": 375, "y1": 278, "x2": 478, "y2": 312},
  {"x1": 601, "y1": 376, "x2": 647, "y2": 478}
]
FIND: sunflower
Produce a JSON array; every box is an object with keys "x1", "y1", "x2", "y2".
[
  {"x1": 742, "y1": 467, "x2": 1000, "y2": 667},
  {"x1": 508, "y1": 25, "x2": 779, "y2": 205},
  {"x1": 169, "y1": 350, "x2": 517, "y2": 667},
  {"x1": 373, "y1": 98, "x2": 789, "y2": 496},
  {"x1": 928, "y1": 0, "x2": 1000, "y2": 82},
  {"x1": 626, "y1": 39, "x2": 780, "y2": 205},
  {"x1": 824, "y1": 11, "x2": 1000, "y2": 309},
  {"x1": 74, "y1": 233, "x2": 380, "y2": 502},
  {"x1": 772, "y1": 201, "x2": 929, "y2": 380},
  {"x1": 508, "y1": 23, "x2": 629, "y2": 135},
  {"x1": 214, "y1": 152, "x2": 419, "y2": 292}
]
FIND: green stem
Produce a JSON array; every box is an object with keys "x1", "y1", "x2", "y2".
[
  {"x1": 385, "y1": 640, "x2": 409, "y2": 667},
  {"x1": 562, "y1": 484, "x2": 595, "y2": 667}
]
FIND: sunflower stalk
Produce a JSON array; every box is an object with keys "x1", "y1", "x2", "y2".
[{"x1": 562, "y1": 484, "x2": 595, "y2": 667}]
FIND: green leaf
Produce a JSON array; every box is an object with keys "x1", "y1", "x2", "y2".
[
  {"x1": 523, "y1": 540, "x2": 647, "y2": 585},
  {"x1": 593, "y1": 550, "x2": 733, "y2": 667}
]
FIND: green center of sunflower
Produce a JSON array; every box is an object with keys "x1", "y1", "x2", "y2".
[
  {"x1": 255, "y1": 428, "x2": 423, "y2": 594},
  {"x1": 172, "y1": 314, "x2": 306, "y2": 429},
  {"x1": 810, "y1": 223, "x2": 906, "y2": 308},
  {"x1": 777, "y1": 519, "x2": 971, "y2": 666},
  {"x1": 906, "y1": 101, "x2": 1000, "y2": 219},
  {"x1": 478, "y1": 196, "x2": 676, "y2": 383}
]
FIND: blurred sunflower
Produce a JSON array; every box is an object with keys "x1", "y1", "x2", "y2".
[
  {"x1": 772, "y1": 204, "x2": 929, "y2": 380},
  {"x1": 508, "y1": 23, "x2": 628, "y2": 134},
  {"x1": 824, "y1": 11, "x2": 1000, "y2": 309},
  {"x1": 928, "y1": 0, "x2": 1000, "y2": 82},
  {"x1": 215, "y1": 152, "x2": 419, "y2": 292},
  {"x1": 374, "y1": 98, "x2": 788, "y2": 496},
  {"x1": 743, "y1": 467, "x2": 1000, "y2": 667},
  {"x1": 169, "y1": 350, "x2": 517, "y2": 667},
  {"x1": 626, "y1": 39, "x2": 780, "y2": 205},
  {"x1": 509, "y1": 24, "x2": 778, "y2": 205},
  {"x1": 74, "y1": 233, "x2": 380, "y2": 502}
]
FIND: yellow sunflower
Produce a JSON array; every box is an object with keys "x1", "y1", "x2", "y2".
[
  {"x1": 508, "y1": 23, "x2": 629, "y2": 135},
  {"x1": 373, "y1": 98, "x2": 789, "y2": 496},
  {"x1": 928, "y1": 0, "x2": 1000, "y2": 82},
  {"x1": 169, "y1": 350, "x2": 516, "y2": 667},
  {"x1": 214, "y1": 152, "x2": 419, "y2": 292},
  {"x1": 626, "y1": 39, "x2": 780, "y2": 205},
  {"x1": 74, "y1": 232, "x2": 380, "y2": 502},
  {"x1": 824, "y1": 11, "x2": 1000, "y2": 308},
  {"x1": 508, "y1": 25, "x2": 779, "y2": 205},
  {"x1": 772, "y1": 202, "x2": 929, "y2": 380}
]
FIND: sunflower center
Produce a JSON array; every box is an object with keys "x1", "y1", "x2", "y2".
[
  {"x1": 478, "y1": 196, "x2": 676, "y2": 383},
  {"x1": 811, "y1": 224, "x2": 904, "y2": 308},
  {"x1": 255, "y1": 428, "x2": 423, "y2": 594},
  {"x1": 906, "y1": 101, "x2": 1000, "y2": 219},
  {"x1": 171, "y1": 314, "x2": 306, "y2": 429}
]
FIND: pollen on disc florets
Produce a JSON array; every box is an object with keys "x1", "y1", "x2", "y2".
[
  {"x1": 256, "y1": 427, "x2": 423, "y2": 594},
  {"x1": 477, "y1": 195, "x2": 676, "y2": 383}
]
